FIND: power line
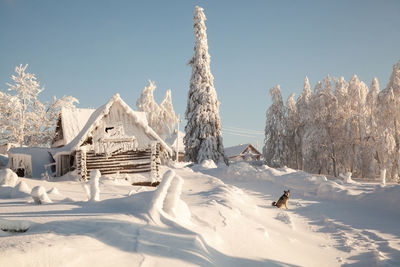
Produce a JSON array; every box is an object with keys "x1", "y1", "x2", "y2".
[
  {"x1": 223, "y1": 125, "x2": 264, "y2": 135},
  {"x1": 222, "y1": 129, "x2": 260, "y2": 138}
]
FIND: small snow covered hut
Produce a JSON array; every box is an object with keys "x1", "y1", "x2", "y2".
[
  {"x1": 52, "y1": 94, "x2": 172, "y2": 180},
  {"x1": 52, "y1": 107, "x2": 95, "y2": 148},
  {"x1": 8, "y1": 147, "x2": 54, "y2": 178},
  {"x1": 224, "y1": 144, "x2": 261, "y2": 162}
]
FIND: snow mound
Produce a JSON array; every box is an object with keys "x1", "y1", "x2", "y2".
[
  {"x1": 0, "y1": 218, "x2": 31, "y2": 232},
  {"x1": 163, "y1": 174, "x2": 191, "y2": 222},
  {"x1": 148, "y1": 170, "x2": 191, "y2": 225},
  {"x1": 47, "y1": 187, "x2": 60, "y2": 195},
  {"x1": 11, "y1": 181, "x2": 31, "y2": 198},
  {"x1": 0, "y1": 168, "x2": 18, "y2": 187},
  {"x1": 192, "y1": 159, "x2": 218, "y2": 171},
  {"x1": 31, "y1": 186, "x2": 52, "y2": 204}
]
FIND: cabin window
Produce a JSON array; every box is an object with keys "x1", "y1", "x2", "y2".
[{"x1": 105, "y1": 127, "x2": 114, "y2": 133}]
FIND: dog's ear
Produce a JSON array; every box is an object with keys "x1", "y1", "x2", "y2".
[{"x1": 287, "y1": 190, "x2": 290, "y2": 193}]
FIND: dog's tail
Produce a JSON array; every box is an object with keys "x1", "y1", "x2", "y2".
[{"x1": 272, "y1": 201, "x2": 277, "y2": 206}]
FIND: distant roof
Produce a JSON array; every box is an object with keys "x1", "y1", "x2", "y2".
[
  {"x1": 52, "y1": 107, "x2": 95, "y2": 147},
  {"x1": 53, "y1": 94, "x2": 172, "y2": 157},
  {"x1": 224, "y1": 144, "x2": 261, "y2": 158}
]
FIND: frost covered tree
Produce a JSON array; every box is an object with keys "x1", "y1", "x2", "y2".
[
  {"x1": 284, "y1": 93, "x2": 300, "y2": 169},
  {"x1": 305, "y1": 76, "x2": 338, "y2": 175},
  {"x1": 136, "y1": 80, "x2": 161, "y2": 130},
  {"x1": 159, "y1": 90, "x2": 178, "y2": 139},
  {"x1": 263, "y1": 60, "x2": 400, "y2": 180},
  {"x1": 361, "y1": 78, "x2": 380, "y2": 178},
  {"x1": 136, "y1": 81, "x2": 178, "y2": 139},
  {"x1": 36, "y1": 95, "x2": 79, "y2": 146},
  {"x1": 263, "y1": 85, "x2": 286, "y2": 168},
  {"x1": 184, "y1": 6, "x2": 227, "y2": 165},
  {"x1": 0, "y1": 64, "x2": 78, "y2": 147},
  {"x1": 295, "y1": 76, "x2": 312, "y2": 170},
  {"x1": 3, "y1": 64, "x2": 43, "y2": 146},
  {"x1": 375, "y1": 61, "x2": 400, "y2": 181}
]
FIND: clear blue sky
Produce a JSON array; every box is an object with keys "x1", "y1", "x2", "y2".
[{"x1": 1, "y1": 0, "x2": 399, "y2": 149}]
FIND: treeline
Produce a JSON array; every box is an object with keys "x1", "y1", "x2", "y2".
[{"x1": 263, "y1": 61, "x2": 400, "y2": 181}]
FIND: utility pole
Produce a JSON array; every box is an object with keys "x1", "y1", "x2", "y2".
[{"x1": 176, "y1": 114, "x2": 181, "y2": 162}]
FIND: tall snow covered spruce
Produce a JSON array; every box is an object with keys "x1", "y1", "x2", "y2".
[{"x1": 184, "y1": 6, "x2": 227, "y2": 165}]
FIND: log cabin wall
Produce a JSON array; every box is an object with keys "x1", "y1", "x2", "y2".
[{"x1": 76, "y1": 144, "x2": 160, "y2": 180}]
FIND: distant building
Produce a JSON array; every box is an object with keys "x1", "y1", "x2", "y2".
[
  {"x1": 224, "y1": 144, "x2": 261, "y2": 162},
  {"x1": 166, "y1": 130, "x2": 185, "y2": 162}
]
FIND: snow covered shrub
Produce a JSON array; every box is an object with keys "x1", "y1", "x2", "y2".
[
  {"x1": 31, "y1": 186, "x2": 52, "y2": 204},
  {"x1": 89, "y1": 170, "x2": 101, "y2": 202},
  {"x1": 0, "y1": 168, "x2": 18, "y2": 187}
]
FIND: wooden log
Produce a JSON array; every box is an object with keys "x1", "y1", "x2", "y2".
[{"x1": 131, "y1": 181, "x2": 160, "y2": 187}]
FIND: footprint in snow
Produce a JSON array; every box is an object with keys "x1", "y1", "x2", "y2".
[{"x1": 275, "y1": 211, "x2": 294, "y2": 228}]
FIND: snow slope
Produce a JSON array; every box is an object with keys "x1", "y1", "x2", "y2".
[{"x1": 0, "y1": 161, "x2": 400, "y2": 266}]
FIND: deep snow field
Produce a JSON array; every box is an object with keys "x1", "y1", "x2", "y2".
[{"x1": 1, "y1": 161, "x2": 400, "y2": 267}]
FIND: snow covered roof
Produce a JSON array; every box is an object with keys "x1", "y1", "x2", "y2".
[
  {"x1": 53, "y1": 94, "x2": 172, "y2": 157},
  {"x1": 224, "y1": 144, "x2": 261, "y2": 158},
  {"x1": 52, "y1": 107, "x2": 95, "y2": 147}
]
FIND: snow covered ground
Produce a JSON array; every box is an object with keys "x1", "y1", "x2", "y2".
[{"x1": 1, "y1": 161, "x2": 400, "y2": 266}]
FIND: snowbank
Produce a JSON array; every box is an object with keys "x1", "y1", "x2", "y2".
[
  {"x1": 147, "y1": 170, "x2": 191, "y2": 224},
  {"x1": 0, "y1": 168, "x2": 18, "y2": 187},
  {"x1": 201, "y1": 161, "x2": 357, "y2": 201}
]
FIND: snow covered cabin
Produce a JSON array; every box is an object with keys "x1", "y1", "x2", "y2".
[
  {"x1": 51, "y1": 107, "x2": 95, "y2": 148},
  {"x1": 224, "y1": 144, "x2": 261, "y2": 162},
  {"x1": 52, "y1": 94, "x2": 172, "y2": 181}
]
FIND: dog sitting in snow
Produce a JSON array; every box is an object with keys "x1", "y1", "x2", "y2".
[{"x1": 272, "y1": 190, "x2": 290, "y2": 209}]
